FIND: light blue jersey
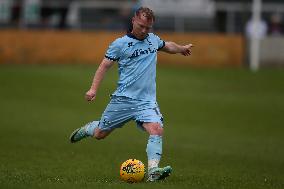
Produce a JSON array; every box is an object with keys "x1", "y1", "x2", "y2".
[{"x1": 105, "y1": 33, "x2": 165, "y2": 102}]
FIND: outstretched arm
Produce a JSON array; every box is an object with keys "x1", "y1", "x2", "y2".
[
  {"x1": 85, "y1": 58, "x2": 115, "y2": 101},
  {"x1": 161, "y1": 41, "x2": 193, "y2": 56}
]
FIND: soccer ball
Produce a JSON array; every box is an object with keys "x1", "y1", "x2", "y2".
[{"x1": 120, "y1": 159, "x2": 145, "y2": 183}]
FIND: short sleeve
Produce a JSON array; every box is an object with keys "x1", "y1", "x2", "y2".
[
  {"x1": 155, "y1": 34, "x2": 165, "y2": 51},
  {"x1": 105, "y1": 39, "x2": 121, "y2": 61}
]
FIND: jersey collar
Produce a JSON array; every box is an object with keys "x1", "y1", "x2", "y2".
[{"x1": 127, "y1": 33, "x2": 149, "y2": 41}]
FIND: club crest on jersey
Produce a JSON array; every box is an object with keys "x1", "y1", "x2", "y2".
[{"x1": 146, "y1": 38, "x2": 153, "y2": 46}]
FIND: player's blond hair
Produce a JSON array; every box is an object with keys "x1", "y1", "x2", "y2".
[{"x1": 135, "y1": 7, "x2": 155, "y2": 22}]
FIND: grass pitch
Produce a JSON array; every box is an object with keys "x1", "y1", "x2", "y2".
[{"x1": 0, "y1": 64, "x2": 283, "y2": 189}]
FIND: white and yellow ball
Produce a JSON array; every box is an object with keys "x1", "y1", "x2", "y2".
[{"x1": 120, "y1": 159, "x2": 145, "y2": 183}]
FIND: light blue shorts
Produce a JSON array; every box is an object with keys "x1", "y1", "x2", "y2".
[{"x1": 98, "y1": 96, "x2": 164, "y2": 131}]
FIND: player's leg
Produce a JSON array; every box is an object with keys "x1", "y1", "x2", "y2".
[
  {"x1": 70, "y1": 121, "x2": 113, "y2": 143},
  {"x1": 70, "y1": 96, "x2": 133, "y2": 143},
  {"x1": 93, "y1": 127, "x2": 113, "y2": 140},
  {"x1": 70, "y1": 120, "x2": 99, "y2": 143},
  {"x1": 143, "y1": 122, "x2": 163, "y2": 169},
  {"x1": 143, "y1": 122, "x2": 172, "y2": 182},
  {"x1": 135, "y1": 102, "x2": 172, "y2": 182}
]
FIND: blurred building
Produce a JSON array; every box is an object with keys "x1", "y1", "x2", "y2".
[
  {"x1": 215, "y1": 0, "x2": 284, "y2": 35},
  {"x1": 1, "y1": 0, "x2": 284, "y2": 34}
]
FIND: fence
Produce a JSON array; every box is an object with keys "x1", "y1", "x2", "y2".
[{"x1": 0, "y1": 30, "x2": 244, "y2": 66}]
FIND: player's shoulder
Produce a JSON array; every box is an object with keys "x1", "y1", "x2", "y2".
[
  {"x1": 109, "y1": 34, "x2": 130, "y2": 47},
  {"x1": 110, "y1": 37, "x2": 122, "y2": 45},
  {"x1": 148, "y1": 33, "x2": 161, "y2": 39},
  {"x1": 113, "y1": 34, "x2": 131, "y2": 43}
]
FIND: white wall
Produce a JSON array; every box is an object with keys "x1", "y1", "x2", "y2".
[
  {"x1": 141, "y1": 0, "x2": 215, "y2": 17},
  {"x1": 260, "y1": 37, "x2": 284, "y2": 66}
]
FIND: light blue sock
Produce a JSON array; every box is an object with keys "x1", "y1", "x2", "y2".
[
  {"x1": 146, "y1": 135, "x2": 162, "y2": 169},
  {"x1": 84, "y1": 121, "x2": 99, "y2": 136}
]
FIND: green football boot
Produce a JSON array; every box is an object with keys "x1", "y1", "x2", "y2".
[
  {"x1": 147, "y1": 166, "x2": 172, "y2": 182},
  {"x1": 70, "y1": 126, "x2": 89, "y2": 143}
]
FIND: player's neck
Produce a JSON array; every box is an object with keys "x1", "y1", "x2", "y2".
[{"x1": 128, "y1": 32, "x2": 148, "y2": 41}]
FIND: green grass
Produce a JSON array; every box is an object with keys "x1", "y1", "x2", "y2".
[{"x1": 0, "y1": 64, "x2": 283, "y2": 189}]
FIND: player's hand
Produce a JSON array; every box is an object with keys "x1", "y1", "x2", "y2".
[
  {"x1": 85, "y1": 89, "x2": 96, "y2": 101},
  {"x1": 181, "y1": 44, "x2": 194, "y2": 56}
]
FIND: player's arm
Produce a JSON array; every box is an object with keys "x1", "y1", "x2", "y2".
[
  {"x1": 160, "y1": 41, "x2": 193, "y2": 56},
  {"x1": 85, "y1": 58, "x2": 115, "y2": 101}
]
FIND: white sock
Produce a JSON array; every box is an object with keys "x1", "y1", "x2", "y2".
[
  {"x1": 146, "y1": 135, "x2": 162, "y2": 171},
  {"x1": 148, "y1": 159, "x2": 159, "y2": 170},
  {"x1": 85, "y1": 121, "x2": 99, "y2": 136}
]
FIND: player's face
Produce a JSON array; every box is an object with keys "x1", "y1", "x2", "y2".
[{"x1": 132, "y1": 15, "x2": 153, "y2": 40}]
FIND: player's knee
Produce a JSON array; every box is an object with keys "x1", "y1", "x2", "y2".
[
  {"x1": 148, "y1": 123, "x2": 163, "y2": 136},
  {"x1": 94, "y1": 133, "x2": 106, "y2": 140},
  {"x1": 94, "y1": 130, "x2": 107, "y2": 140}
]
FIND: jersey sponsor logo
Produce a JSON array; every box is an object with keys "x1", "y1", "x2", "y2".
[{"x1": 129, "y1": 47, "x2": 157, "y2": 59}]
